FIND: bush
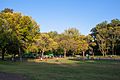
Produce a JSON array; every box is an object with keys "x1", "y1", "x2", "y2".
[{"x1": 23, "y1": 52, "x2": 38, "y2": 58}]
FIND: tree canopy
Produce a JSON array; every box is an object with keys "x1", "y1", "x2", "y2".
[
  {"x1": 0, "y1": 8, "x2": 40, "y2": 60},
  {"x1": 91, "y1": 19, "x2": 120, "y2": 56},
  {"x1": 0, "y1": 8, "x2": 120, "y2": 61}
]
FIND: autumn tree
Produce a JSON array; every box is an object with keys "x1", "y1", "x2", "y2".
[
  {"x1": 34, "y1": 33, "x2": 58, "y2": 57},
  {"x1": 0, "y1": 8, "x2": 40, "y2": 60},
  {"x1": 57, "y1": 28, "x2": 88, "y2": 57}
]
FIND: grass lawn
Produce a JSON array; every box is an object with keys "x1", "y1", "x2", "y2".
[{"x1": 0, "y1": 58, "x2": 120, "y2": 80}]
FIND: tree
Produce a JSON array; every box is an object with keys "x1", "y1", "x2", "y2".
[
  {"x1": 108, "y1": 19, "x2": 120, "y2": 55},
  {"x1": 86, "y1": 34, "x2": 96, "y2": 57},
  {"x1": 78, "y1": 35, "x2": 89, "y2": 59},
  {"x1": 91, "y1": 19, "x2": 120, "y2": 56},
  {"x1": 91, "y1": 21, "x2": 110, "y2": 56},
  {"x1": 64, "y1": 28, "x2": 80, "y2": 39},
  {"x1": 55, "y1": 33, "x2": 70, "y2": 57},
  {"x1": 1, "y1": 8, "x2": 13, "y2": 13},
  {"x1": 48, "y1": 31, "x2": 58, "y2": 39},
  {"x1": 0, "y1": 8, "x2": 40, "y2": 60},
  {"x1": 57, "y1": 28, "x2": 89, "y2": 57},
  {"x1": 34, "y1": 33, "x2": 58, "y2": 57},
  {"x1": 62, "y1": 28, "x2": 81, "y2": 57},
  {"x1": 0, "y1": 18, "x2": 10, "y2": 60}
]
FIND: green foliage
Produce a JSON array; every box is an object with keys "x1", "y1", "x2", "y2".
[
  {"x1": 32, "y1": 33, "x2": 58, "y2": 57},
  {"x1": 23, "y1": 52, "x2": 38, "y2": 58},
  {"x1": 57, "y1": 28, "x2": 88, "y2": 57},
  {"x1": 0, "y1": 8, "x2": 40, "y2": 60},
  {"x1": 1, "y1": 8, "x2": 13, "y2": 13},
  {"x1": 91, "y1": 19, "x2": 120, "y2": 56},
  {"x1": 1, "y1": 8, "x2": 120, "y2": 60}
]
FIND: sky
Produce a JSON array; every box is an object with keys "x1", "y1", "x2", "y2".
[{"x1": 0, "y1": 0, "x2": 120, "y2": 35}]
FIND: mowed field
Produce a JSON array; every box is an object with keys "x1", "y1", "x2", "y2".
[{"x1": 0, "y1": 58, "x2": 120, "y2": 80}]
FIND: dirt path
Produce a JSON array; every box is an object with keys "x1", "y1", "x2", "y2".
[{"x1": 0, "y1": 72, "x2": 28, "y2": 80}]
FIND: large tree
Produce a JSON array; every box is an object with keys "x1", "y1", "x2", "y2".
[
  {"x1": 34, "y1": 33, "x2": 58, "y2": 57},
  {"x1": 0, "y1": 8, "x2": 40, "y2": 60},
  {"x1": 57, "y1": 28, "x2": 88, "y2": 57},
  {"x1": 0, "y1": 18, "x2": 10, "y2": 60},
  {"x1": 91, "y1": 19, "x2": 120, "y2": 56}
]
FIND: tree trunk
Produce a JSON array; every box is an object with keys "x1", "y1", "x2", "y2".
[
  {"x1": 114, "y1": 46, "x2": 116, "y2": 55},
  {"x1": 111, "y1": 35, "x2": 115, "y2": 55},
  {"x1": 101, "y1": 49, "x2": 105, "y2": 56},
  {"x1": 105, "y1": 50, "x2": 107, "y2": 56},
  {"x1": 72, "y1": 52, "x2": 75, "y2": 57},
  {"x1": 41, "y1": 49, "x2": 44, "y2": 57},
  {"x1": 64, "y1": 48, "x2": 66, "y2": 58},
  {"x1": 102, "y1": 51, "x2": 105, "y2": 56},
  {"x1": 2, "y1": 49, "x2": 5, "y2": 60},
  {"x1": 82, "y1": 51, "x2": 85, "y2": 60},
  {"x1": 13, "y1": 54, "x2": 16, "y2": 60},
  {"x1": 112, "y1": 49, "x2": 114, "y2": 55},
  {"x1": 102, "y1": 53, "x2": 104, "y2": 56},
  {"x1": 19, "y1": 47, "x2": 22, "y2": 62},
  {"x1": 12, "y1": 54, "x2": 16, "y2": 61},
  {"x1": 92, "y1": 49, "x2": 94, "y2": 57}
]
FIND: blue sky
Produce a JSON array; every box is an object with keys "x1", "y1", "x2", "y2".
[{"x1": 0, "y1": 0, "x2": 120, "y2": 35}]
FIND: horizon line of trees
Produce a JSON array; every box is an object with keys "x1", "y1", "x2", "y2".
[{"x1": 0, "y1": 8, "x2": 120, "y2": 61}]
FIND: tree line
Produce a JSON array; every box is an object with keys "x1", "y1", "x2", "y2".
[
  {"x1": 0, "y1": 8, "x2": 120, "y2": 61},
  {"x1": 91, "y1": 19, "x2": 120, "y2": 56}
]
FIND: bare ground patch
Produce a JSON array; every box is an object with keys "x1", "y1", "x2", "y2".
[{"x1": 0, "y1": 72, "x2": 28, "y2": 80}]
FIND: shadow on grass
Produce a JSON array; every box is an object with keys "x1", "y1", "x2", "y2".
[
  {"x1": 0, "y1": 72, "x2": 28, "y2": 80},
  {"x1": 0, "y1": 58, "x2": 120, "y2": 80},
  {"x1": 68, "y1": 57, "x2": 120, "y2": 64}
]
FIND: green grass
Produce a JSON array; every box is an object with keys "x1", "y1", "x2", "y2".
[{"x1": 0, "y1": 58, "x2": 120, "y2": 80}]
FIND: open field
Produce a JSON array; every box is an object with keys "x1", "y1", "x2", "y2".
[{"x1": 0, "y1": 58, "x2": 120, "y2": 80}]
